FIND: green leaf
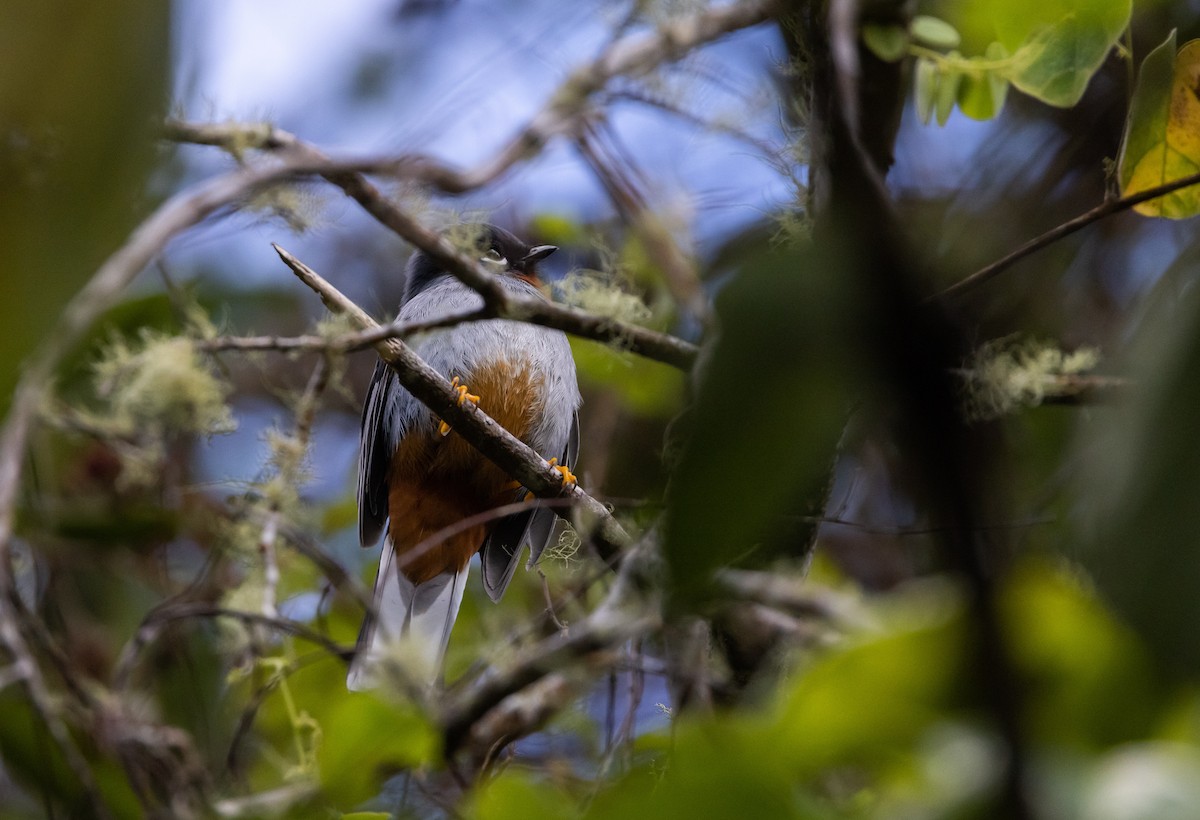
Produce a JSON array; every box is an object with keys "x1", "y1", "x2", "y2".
[
  {"x1": 926, "y1": 0, "x2": 1131, "y2": 108},
  {"x1": 1118, "y1": 33, "x2": 1200, "y2": 219},
  {"x1": 773, "y1": 589, "x2": 966, "y2": 771},
  {"x1": 1008, "y1": 10, "x2": 1127, "y2": 107},
  {"x1": 915, "y1": 58, "x2": 938, "y2": 124},
  {"x1": 1000, "y1": 559, "x2": 1155, "y2": 745},
  {"x1": 988, "y1": 0, "x2": 1128, "y2": 54},
  {"x1": 935, "y1": 61, "x2": 962, "y2": 125},
  {"x1": 1075, "y1": 269, "x2": 1200, "y2": 676},
  {"x1": 911, "y1": 15, "x2": 961, "y2": 50},
  {"x1": 463, "y1": 770, "x2": 577, "y2": 820},
  {"x1": 863, "y1": 23, "x2": 910, "y2": 63},
  {"x1": 663, "y1": 240, "x2": 858, "y2": 604},
  {"x1": 957, "y1": 43, "x2": 1011, "y2": 120},
  {"x1": 570, "y1": 338, "x2": 685, "y2": 418},
  {"x1": 319, "y1": 694, "x2": 439, "y2": 807},
  {"x1": 587, "y1": 718, "x2": 809, "y2": 820}
]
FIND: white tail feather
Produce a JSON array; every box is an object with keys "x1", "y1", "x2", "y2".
[{"x1": 347, "y1": 540, "x2": 470, "y2": 690}]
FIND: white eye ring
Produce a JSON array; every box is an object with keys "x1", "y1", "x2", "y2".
[{"x1": 481, "y1": 248, "x2": 507, "y2": 266}]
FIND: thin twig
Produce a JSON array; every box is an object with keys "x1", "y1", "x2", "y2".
[
  {"x1": 113, "y1": 604, "x2": 352, "y2": 691},
  {"x1": 933, "y1": 169, "x2": 1200, "y2": 301},
  {"x1": 163, "y1": 0, "x2": 775, "y2": 193},
  {"x1": 198, "y1": 307, "x2": 487, "y2": 355},
  {"x1": 441, "y1": 540, "x2": 659, "y2": 758},
  {"x1": 399, "y1": 498, "x2": 576, "y2": 577}
]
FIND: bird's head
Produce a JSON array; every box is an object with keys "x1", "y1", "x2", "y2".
[{"x1": 403, "y1": 223, "x2": 557, "y2": 301}]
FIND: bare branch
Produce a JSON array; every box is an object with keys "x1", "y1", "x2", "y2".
[
  {"x1": 576, "y1": 122, "x2": 707, "y2": 320},
  {"x1": 163, "y1": 3, "x2": 778, "y2": 372},
  {"x1": 440, "y1": 540, "x2": 659, "y2": 758},
  {"x1": 933, "y1": 169, "x2": 1200, "y2": 301},
  {"x1": 114, "y1": 604, "x2": 352, "y2": 692},
  {"x1": 282, "y1": 170, "x2": 701, "y2": 369},
  {"x1": 163, "y1": 0, "x2": 776, "y2": 193},
  {"x1": 0, "y1": 152, "x2": 354, "y2": 566},
  {"x1": 0, "y1": 596, "x2": 110, "y2": 816},
  {"x1": 462, "y1": 673, "x2": 578, "y2": 771}
]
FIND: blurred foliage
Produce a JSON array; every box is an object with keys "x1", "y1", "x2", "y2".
[
  {"x1": 875, "y1": 0, "x2": 1132, "y2": 123},
  {"x1": 8, "y1": 1, "x2": 1200, "y2": 819},
  {"x1": 664, "y1": 241, "x2": 862, "y2": 604},
  {"x1": 0, "y1": 0, "x2": 169, "y2": 409}
]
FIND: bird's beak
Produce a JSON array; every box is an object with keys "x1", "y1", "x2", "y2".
[{"x1": 523, "y1": 245, "x2": 558, "y2": 263}]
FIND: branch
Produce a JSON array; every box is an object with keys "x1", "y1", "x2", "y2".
[
  {"x1": 198, "y1": 308, "x2": 492, "y2": 355},
  {"x1": 933, "y1": 169, "x2": 1200, "y2": 301},
  {"x1": 461, "y1": 673, "x2": 578, "y2": 771},
  {"x1": 440, "y1": 540, "x2": 659, "y2": 758},
  {"x1": 272, "y1": 245, "x2": 633, "y2": 562},
  {"x1": 819, "y1": 1, "x2": 1032, "y2": 815},
  {"x1": 0, "y1": 152, "x2": 356, "y2": 567},
  {"x1": 113, "y1": 604, "x2": 352, "y2": 691},
  {"x1": 164, "y1": 2, "x2": 775, "y2": 372},
  {"x1": 715, "y1": 568, "x2": 860, "y2": 624},
  {"x1": 163, "y1": 0, "x2": 776, "y2": 194},
  {"x1": 291, "y1": 169, "x2": 701, "y2": 369}
]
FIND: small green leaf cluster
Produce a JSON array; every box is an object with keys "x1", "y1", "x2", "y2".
[{"x1": 864, "y1": 1, "x2": 1132, "y2": 124}]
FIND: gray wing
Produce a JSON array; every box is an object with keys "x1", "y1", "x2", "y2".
[
  {"x1": 480, "y1": 412, "x2": 580, "y2": 602},
  {"x1": 357, "y1": 359, "x2": 412, "y2": 547}
]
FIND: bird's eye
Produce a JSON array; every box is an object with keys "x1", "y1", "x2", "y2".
[{"x1": 481, "y1": 248, "x2": 506, "y2": 266}]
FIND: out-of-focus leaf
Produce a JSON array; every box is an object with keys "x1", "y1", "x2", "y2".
[
  {"x1": 915, "y1": 58, "x2": 938, "y2": 124},
  {"x1": 0, "y1": 0, "x2": 170, "y2": 407},
  {"x1": 911, "y1": 15, "x2": 961, "y2": 50},
  {"x1": 463, "y1": 770, "x2": 577, "y2": 820},
  {"x1": 664, "y1": 241, "x2": 860, "y2": 603},
  {"x1": 587, "y1": 717, "x2": 810, "y2": 820},
  {"x1": 1118, "y1": 33, "x2": 1200, "y2": 219},
  {"x1": 1000, "y1": 559, "x2": 1156, "y2": 745},
  {"x1": 1000, "y1": 0, "x2": 1131, "y2": 107},
  {"x1": 589, "y1": 586, "x2": 967, "y2": 818},
  {"x1": 321, "y1": 493, "x2": 359, "y2": 535},
  {"x1": 529, "y1": 213, "x2": 587, "y2": 247},
  {"x1": 920, "y1": 0, "x2": 1130, "y2": 113},
  {"x1": 0, "y1": 691, "x2": 88, "y2": 814},
  {"x1": 957, "y1": 43, "x2": 1010, "y2": 120},
  {"x1": 319, "y1": 694, "x2": 438, "y2": 807},
  {"x1": 863, "y1": 23, "x2": 910, "y2": 63},
  {"x1": 773, "y1": 584, "x2": 965, "y2": 771},
  {"x1": 570, "y1": 338, "x2": 685, "y2": 418},
  {"x1": 1075, "y1": 270, "x2": 1200, "y2": 675},
  {"x1": 1080, "y1": 744, "x2": 1200, "y2": 820},
  {"x1": 935, "y1": 61, "x2": 962, "y2": 125}
]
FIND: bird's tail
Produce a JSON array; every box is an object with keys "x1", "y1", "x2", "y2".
[{"x1": 347, "y1": 540, "x2": 469, "y2": 691}]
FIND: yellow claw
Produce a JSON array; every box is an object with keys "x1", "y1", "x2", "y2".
[
  {"x1": 548, "y1": 457, "x2": 577, "y2": 487},
  {"x1": 450, "y1": 376, "x2": 480, "y2": 407},
  {"x1": 438, "y1": 377, "x2": 480, "y2": 437}
]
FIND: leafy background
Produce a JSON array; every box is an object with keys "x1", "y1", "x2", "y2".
[{"x1": 5, "y1": 0, "x2": 1200, "y2": 818}]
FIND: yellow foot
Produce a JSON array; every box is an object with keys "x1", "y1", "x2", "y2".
[
  {"x1": 548, "y1": 457, "x2": 577, "y2": 487},
  {"x1": 438, "y1": 376, "x2": 481, "y2": 436}
]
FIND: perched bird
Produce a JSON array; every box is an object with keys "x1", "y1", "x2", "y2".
[{"x1": 347, "y1": 224, "x2": 581, "y2": 689}]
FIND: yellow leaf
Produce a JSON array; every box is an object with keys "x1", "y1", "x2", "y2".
[{"x1": 1119, "y1": 35, "x2": 1200, "y2": 218}]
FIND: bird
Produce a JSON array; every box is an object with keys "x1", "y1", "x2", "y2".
[{"x1": 347, "y1": 224, "x2": 581, "y2": 690}]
